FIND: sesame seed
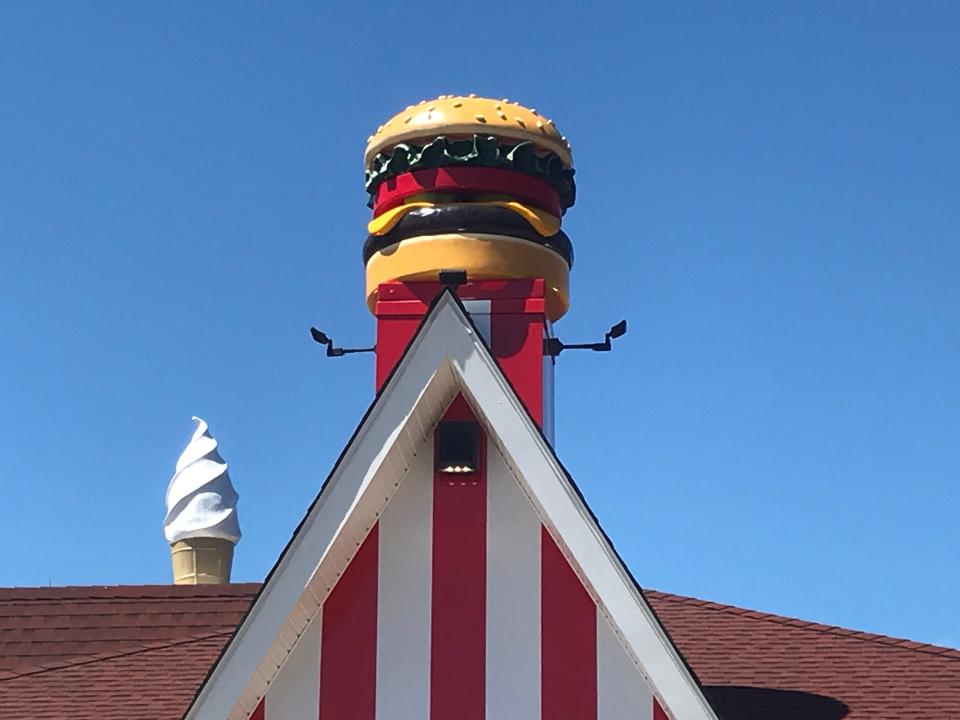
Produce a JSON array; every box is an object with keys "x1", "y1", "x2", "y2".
[
  {"x1": 475, "y1": 114, "x2": 487, "y2": 122},
  {"x1": 516, "y1": 117, "x2": 526, "y2": 127},
  {"x1": 453, "y1": 102, "x2": 463, "y2": 108}
]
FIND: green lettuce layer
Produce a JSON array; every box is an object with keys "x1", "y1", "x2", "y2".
[{"x1": 365, "y1": 135, "x2": 576, "y2": 210}]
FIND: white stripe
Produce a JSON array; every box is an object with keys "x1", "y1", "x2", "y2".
[
  {"x1": 265, "y1": 611, "x2": 321, "y2": 720},
  {"x1": 486, "y1": 443, "x2": 541, "y2": 718},
  {"x1": 462, "y1": 299, "x2": 492, "y2": 344},
  {"x1": 375, "y1": 437, "x2": 434, "y2": 719},
  {"x1": 597, "y1": 611, "x2": 653, "y2": 720}
]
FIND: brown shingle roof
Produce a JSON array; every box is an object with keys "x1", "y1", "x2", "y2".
[
  {"x1": 647, "y1": 590, "x2": 960, "y2": 719},
  {"x1": 0, "y1": 584, "x2": 957, "y2": 719},
  {"x1": 0, "y1": 584, "x2": 257, "y2": 719},
  {"x1": 0, "y1": 584, "x2": 257, "y2": 675}
]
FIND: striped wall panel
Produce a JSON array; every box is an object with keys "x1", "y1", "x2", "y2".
[{"x1": 253, "y1": 427, "x2": 662, "y2": 720}]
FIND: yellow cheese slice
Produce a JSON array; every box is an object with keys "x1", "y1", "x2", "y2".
[
  {"x1": 496, "y1": 201, "x2": 561, "y2": 236},
  {"x1": 368, "y1": 201, "x2": 561, "y2": 237},
  {"x1": 367, "y1": 202, "x2": 435, "y2": 236}
]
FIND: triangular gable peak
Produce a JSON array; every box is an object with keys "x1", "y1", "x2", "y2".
[{"x1": 185, "y1": 292, "x2": 717, "y2": 720}]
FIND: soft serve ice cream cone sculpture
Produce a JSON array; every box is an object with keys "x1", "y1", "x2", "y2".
[{"x1": 164, "y1": 417, "x2": 241, "y2": 584}]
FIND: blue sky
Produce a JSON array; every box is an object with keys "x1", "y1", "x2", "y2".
[{"x1": 1, "y1": 2, "x2": 957, "y2": 647}]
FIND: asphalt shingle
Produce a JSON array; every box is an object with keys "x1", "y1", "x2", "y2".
[{"x1": 0, "y1": 584, "x2": 957, "y2": 719}]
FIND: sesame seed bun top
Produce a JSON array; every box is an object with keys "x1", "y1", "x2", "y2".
[{"x1": 365, "y1": 95, "x2": 573, "y2": 168}]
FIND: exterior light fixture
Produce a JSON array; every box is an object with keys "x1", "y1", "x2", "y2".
[
  {"x1": 544, "y1": 319, "x2": 628, "y2": 357},
  {"x1": 435, "y1": 420, "x2": 480, "y2": 474}
]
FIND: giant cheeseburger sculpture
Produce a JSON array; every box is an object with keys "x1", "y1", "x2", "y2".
[{"x1": 363, "y1": 95, "x2": 575, "y2": 320}]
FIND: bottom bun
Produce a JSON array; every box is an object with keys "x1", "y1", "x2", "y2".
[{"x1": 365, "y1": 233, "x2": 570, "y2": 320}]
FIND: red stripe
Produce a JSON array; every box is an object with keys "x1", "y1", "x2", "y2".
[
  {"x1": 430, "y1": 396, "x2": 486, "y2": 720},
  {"x1": 375, "y1": 314, "x2": 422, "y2": 390},
  {"x1": 372, "y1": 166, "x2": 563, "y2": 218},
  {"x1": 490, "y1": 303, "x2": 544, "y2": 427},
  {"x1": 250, "y1": 697, "x2": 265, "y2": 720},
  {"x1": 653, "y1": 698, "x2": 669, "y2": 720},
  {"x1": 319, "y1": 525, "x2": 378, "y2": 720},
  {"x1": 541, "y1": 528, "x2": 597, "y2": 720},
  {"x1": 377, "y1": 278, "x2": 544, "y2": 303},
  {"x1": 376, "y1": 297, "x2": 545, "y2": 316}
]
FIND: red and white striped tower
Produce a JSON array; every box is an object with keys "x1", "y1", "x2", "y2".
[
  {"x1": 207, "y1": 96, "x2": 694, "y2": 720},
  {"x1": 361, "y1": 96, "x2": 601, "y2": 718},
  {"x1": 365, "y1": 96, "x2": 588, "y2": 717}
]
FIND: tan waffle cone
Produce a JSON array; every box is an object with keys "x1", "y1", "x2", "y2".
[{"x1": 170, "y1": 537, "x2": 235, "y2": 585}]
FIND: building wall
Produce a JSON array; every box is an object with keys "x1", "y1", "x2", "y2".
[{"x1": 252, "y1": 432, "x2": 664, "y2": 719}]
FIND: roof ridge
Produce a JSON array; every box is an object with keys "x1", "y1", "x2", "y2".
[
  {"x1": 646, "y1": 589, "x2": 960, "y2": 660},
  {"x1": 0, "y1": 630, "x2": 234, "y2": 683}
]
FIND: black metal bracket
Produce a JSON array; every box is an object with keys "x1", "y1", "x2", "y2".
[
  {"x1": 544, "y1": 320, "x2": 627, "y2": 357},
  {"x1": 439, "y1": 269, "x2": 468, "y2": 293},
  {"x1": 310, "y1": 327, "x2": 375, "y2": 357}
]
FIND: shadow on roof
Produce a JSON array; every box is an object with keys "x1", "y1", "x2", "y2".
[{"x1": 704, "y1": 686, "x2": 849, "y2": 720}]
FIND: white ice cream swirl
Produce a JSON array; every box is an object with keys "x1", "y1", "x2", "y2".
[{"x1": 164, "y1": 417, "x2": 241, "y2": 545}]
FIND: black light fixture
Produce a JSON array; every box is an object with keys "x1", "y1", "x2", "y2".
[
  {"x1": 310, "y1": 327, "x2": 375, "y2": 357},
  {"x1": 438, "y1": 269, "x2": 468, "y2": 292},
  {"x1": 435, "y1": 420, "x2": 481, "y2": 474},
  {"x1": 544, "y1": 319, "x2": 628, "y2": 357}
]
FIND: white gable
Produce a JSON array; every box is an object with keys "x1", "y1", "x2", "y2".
[{"x1": 184, "y1": 292, "x2": 717, "y2": 720}]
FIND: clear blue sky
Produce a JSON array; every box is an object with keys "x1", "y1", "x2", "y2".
[{"x1": 2, "y1": 3, "x2": 957, "y2": 648}]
